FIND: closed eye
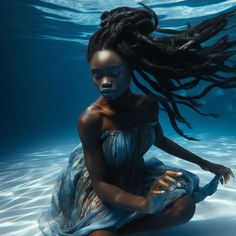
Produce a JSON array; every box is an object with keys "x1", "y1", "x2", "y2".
[
  {"x1": 91, "y1": 64, "x2": 127, "y2": 79},
  {"x1": 109, "y1": 70, "x2": 120, "y2": 77},
  {"x1": 93, "y1": 73, "x2": 103, "y2": 80},
  {"x1": 93, "y1": 70, "x2": 121, "y2": 79}
]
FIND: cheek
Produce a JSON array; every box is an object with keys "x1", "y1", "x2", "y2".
[
  {"x1": 116, "y1": 79, "x2": 130, "y2": 91},
  {"x1": 121, "y1": 75, "x2": 131, "y2": 86},
  {"x1": 92, "y1": 79, "x2": 99, "y2": 88}
]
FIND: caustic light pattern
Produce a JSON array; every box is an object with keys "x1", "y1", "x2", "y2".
[{"x1": 0, "y1": 135, "x2": 235, "y2": 236}]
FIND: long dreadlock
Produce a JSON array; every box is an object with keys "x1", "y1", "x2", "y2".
[{"x1": 87, "y1": 3, "x2": 236, "y2": 141}]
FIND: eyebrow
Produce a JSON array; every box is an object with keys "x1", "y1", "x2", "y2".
[{"x1": 91, "y1": 64, "x2": 124, "y2": 72}]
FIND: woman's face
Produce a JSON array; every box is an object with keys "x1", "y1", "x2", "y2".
[{"x1": 90, "y1": 49, "x2": 132, "y2": 100}]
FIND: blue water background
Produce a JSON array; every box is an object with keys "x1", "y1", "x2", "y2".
[
  {"x1": 1, "y1": 0, "x2": 236, "y2": 156},
  {"x1": 0, "y1": 1, "x2": 236, "y2": 236}
]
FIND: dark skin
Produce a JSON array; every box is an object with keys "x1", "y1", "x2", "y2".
[{"x1": 78, "y1": 49, "x2": 234, "y2": 236}]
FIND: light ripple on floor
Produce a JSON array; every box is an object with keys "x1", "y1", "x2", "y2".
[{"x1": 0, "y1": 135, "x2": 235, "y2": 236}]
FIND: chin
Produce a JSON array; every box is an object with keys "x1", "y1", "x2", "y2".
[
  {"x1": 103, "y1": 96, "x2": 116, "y2": 100},
  {"x1": 102, "y1": 93, "x2": 119, "y2": 100}
]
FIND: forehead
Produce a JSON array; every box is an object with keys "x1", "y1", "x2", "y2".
[{"x1": 90, "y1": 49, "x2": 124, "y2": 69}]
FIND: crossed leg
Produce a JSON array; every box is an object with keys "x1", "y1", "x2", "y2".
[{"x1": 88, "y1": 194, "x2": 195, "y2": 236}]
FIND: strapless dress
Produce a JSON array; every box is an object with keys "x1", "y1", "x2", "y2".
[{"x1": 38, "y1": 121, "x2": 220, "y2": 235}]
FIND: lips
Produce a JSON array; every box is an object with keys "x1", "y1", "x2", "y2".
[
  {"x1": 101, "y1": 89, "x2": 114, "y2": 93},
  {"x1": 101, "y1": 89, "x2": 115, "y2": 97}
]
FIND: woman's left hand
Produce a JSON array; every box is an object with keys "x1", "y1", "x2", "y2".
[{"x1": 200, "y1": 161, "x2": 234, "y2": 184}]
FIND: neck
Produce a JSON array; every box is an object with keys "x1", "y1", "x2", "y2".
[{"x1": 100, "y1": 87, "x2": 134, "y2": 112}]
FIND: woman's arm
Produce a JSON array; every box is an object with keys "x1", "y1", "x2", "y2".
[
  {"x1": 78, "y1": 109, "x2": 146, "y2": 214},
  {"x1": 155, "y1": 131, "x2": 207, "y2": 167},
  {"x1": 150, "y1": 98, "x2": 234, "y2": 184},
  {"x1": 150, "y1": 100, "x2": 204, "y2": 166},
  {"x1": 153, "y1": 120, "x2": 234, "y2": 184}
]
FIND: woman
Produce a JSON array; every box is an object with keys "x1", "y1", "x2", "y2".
[{"x1": 39, "y1": 3, "x2": 235, "y2": 236}]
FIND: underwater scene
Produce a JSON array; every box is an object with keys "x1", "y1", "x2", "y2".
[{"x1": 1, "y1": 0, "x2": 236, "y2": 235}]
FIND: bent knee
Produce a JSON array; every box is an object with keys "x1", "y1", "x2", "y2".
[{"x1": 172, "y1": 195, "x2": 196, "y2": 223}]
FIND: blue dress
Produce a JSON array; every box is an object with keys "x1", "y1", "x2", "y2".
[{"x1": 38, "y1": 121, "x2": 220, "y2": 235}]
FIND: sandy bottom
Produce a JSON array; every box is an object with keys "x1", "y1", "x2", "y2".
[{"x1": 0, "y1": 134, "x2": 235, "y2": 236}]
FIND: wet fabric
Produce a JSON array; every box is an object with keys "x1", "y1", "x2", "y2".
[{"x1": 38, "y1": 121, "x2": 217, "y2": 236}]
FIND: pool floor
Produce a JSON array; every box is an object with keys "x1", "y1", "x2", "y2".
[{"x1": 0, "y1": 135, "x2": 235, "y2": 236}]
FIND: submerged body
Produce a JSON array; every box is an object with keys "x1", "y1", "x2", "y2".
[
  {"x1": 38, "y1": 50, "x2": 231, "y2": 236},
  {"x1": 39, "y1": 4, "x2": 235, "y2": 235},
  {"x1": 38, "y1": 94, "x2": 220, "y2": 235}
]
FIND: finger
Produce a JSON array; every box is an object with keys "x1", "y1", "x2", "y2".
[
  {"x1": 165, "y1": 170, "x2": 183, "y2": 177},
  {"x1": 163, "y1": 175, "x2": 180, "y2": 186},
  {"x1": 229, "y1": 169, "x2": 235, "y2": 178},
  {"x1": 223, "y1": 167, "x2": 233, "y2": 176},
  {"x1": 224, "y1": 168, "x2": 234, "y2": 182},
  {"x1": 152, "y1": 178, "x2": 164, "y2": 189},
  {"x1": 221, "y1": 176, "x2": 224, "y2": 185},
  {"x1": 152, "y1": 190, "x2": 165, "y2": 195},
  {"x1": 222, "y1": 169, "x2": 232, "y2": 184},
  {"x1": 219, "y1": 175, "x2": 224, "y2": 185},
  {"x1": 220, "y1": 169, "x2": 229, "y2": 177},
  {"x1": 224, "y1": 175, "x2": 227, "y2": 184},
  {"x1": 220, "y1": 171, "x2": 227, "y2": 184},
  {"x1": 220, "y1": 172, "x2": 227, "y2": 184},
  {"x1": 226, "y1": 174, "x2": 230, "y2": 183},
  {"x1": 157, "y1": 179, "x2": 171, "y2": 190},
  {"x1": 224, "y1": 173, "x2": 229, "y2": 183},
  {"x1": 226, "y1": 172, "x2": 232, "y2": 183}
]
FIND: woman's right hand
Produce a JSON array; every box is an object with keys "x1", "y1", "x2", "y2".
[{"x1": 143, "y1": 170, "x2": 183, "y2": 214}]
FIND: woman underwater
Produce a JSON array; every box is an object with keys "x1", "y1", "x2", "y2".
[{"x1": 39, "y1": 3, "x2": 235, "y2": 236}]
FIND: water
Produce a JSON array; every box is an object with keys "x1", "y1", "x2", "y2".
[
  {"x1": 0, "y1": 134, "x2": 236, "y2": 235},
  {"x1": 1, "y1": 0, "x2": 236, "y2": 235}
]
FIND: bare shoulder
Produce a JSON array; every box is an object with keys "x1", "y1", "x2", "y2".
[
  {"x1": 77, "y1": 106, "x2": 103, "y2": 139},
  {"x1": 77, "y1": 107, "x2": 109, "y2": 184}
]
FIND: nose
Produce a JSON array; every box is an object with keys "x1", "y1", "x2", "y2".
[{"x1": 101, "y1": 77, "x2": 112, "y2": 88}]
